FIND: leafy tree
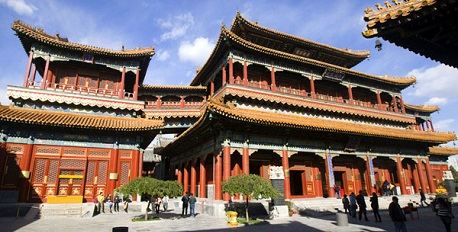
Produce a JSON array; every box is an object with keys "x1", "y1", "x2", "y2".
[
  {"x1": 117, "y1": 177, "x2": 182, "y2": 220},
  {"x1": 222, "y1": 174, "x2": 280, "y2": 222}
]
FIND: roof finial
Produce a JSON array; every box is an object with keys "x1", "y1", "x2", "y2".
[{"x1": 122, "y1": 45, "x2": 125, "y2": 51}]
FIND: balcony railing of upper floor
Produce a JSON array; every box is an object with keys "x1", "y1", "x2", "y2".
[
  {"x1": 25, "y1": 81, "x2": 136, "y2": 100},
  {"x1": 145, "y1": 100, "x2": 205, "y2": 109},
  {"x1": 232, "y1": 79, "x2": 401, "y2": 114}
]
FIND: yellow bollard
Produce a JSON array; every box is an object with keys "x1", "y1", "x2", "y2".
[{"x1": 226, "y1": 211, "x2": 238, "y2": 227}]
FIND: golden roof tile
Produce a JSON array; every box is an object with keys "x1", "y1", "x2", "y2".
[
  {"x1": 207, "y1": 101, "x2": 455, "y2": 143},
  {"x1": 0, "y1": 105, "x2": 163, "y2": 132},
  {"x1": 363, "y1": 0, "x2": 438, "y2": 38},
  {"x1": 220, "y1": 86, "x2": 416, "y2": 123},
  {"x1": 232, "y1": 12, "x2": 370, "y2": 58},
  {"x1": 404, "y1": 103, "x2": 439, "y2": 113},
  {"x1": 428, "y1": 146, "x2": 458, "y2": 156},
  {"x1": 12, "y1": 20, "x2": 154, "y2": 58},
  {"x1": 192, "y1": 26, "x2": 416, "y2": 86}
]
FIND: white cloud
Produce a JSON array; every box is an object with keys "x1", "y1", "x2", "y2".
[
  {"x1": 0, "y1": 0, "x2": 37, "y2": 16},
  {"x1": 178, "y1": 37, "x2": 214, "y2": 65},
  {"x1": 156, "y1": 50, "x2": 170, "y2": 61},
  {"x1": 425, "y1": 97, "x2": 448, "y2": 106},
  {"x1": 157, "y1": 13, "x2": 194, "y2": 41},
  {"x1": 434, "y1": 119, "x2": 455, "y2": 132},
  {"x1": 408, "y1": 64, "x2": 458, "y2": 98}
]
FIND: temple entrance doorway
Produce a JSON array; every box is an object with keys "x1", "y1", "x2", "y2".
[
  {"x1": 334, "y1": 171, "x2": 345, "y2": 196},
  {"x1": 290, "y1": 170, "x2": 304, "y2": 196}
]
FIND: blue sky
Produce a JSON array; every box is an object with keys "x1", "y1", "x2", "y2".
[{"x1": 0, "y1": 0, "x2": 457, "y2": 147}]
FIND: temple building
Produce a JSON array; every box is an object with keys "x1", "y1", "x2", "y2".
[
  {"x1": 162, "y1": 12, "x2": 457, "y2": 200},
  {"x1": 0, "y1": 21, "x2": 163, "y2": 203},
  {"x1": 1, "y1": 12, "x2": 457, "y2": 204}
]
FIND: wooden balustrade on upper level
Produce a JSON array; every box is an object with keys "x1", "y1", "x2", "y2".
[
  {"x1": 230, "y1": 81, "x2": 401, "y2": 114},
  {"x1": 26, "y1": 81, "x2": 135, "y2": 100}
]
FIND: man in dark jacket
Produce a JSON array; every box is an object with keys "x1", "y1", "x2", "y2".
[
  {"x1": 389, "y1": 196, "x2": 407, "y2": 232},
  {"x1": 181, "y1": 192, "x2": 189, "y2": 216},
  {"x1": 356, "y1": 190, "x2": 368, "y2": 221}
]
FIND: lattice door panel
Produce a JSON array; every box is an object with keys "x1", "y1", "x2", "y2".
[{"x1": 119, "y1": 161, "x2": 131, "y2": 185}]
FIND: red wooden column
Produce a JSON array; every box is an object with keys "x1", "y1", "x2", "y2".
[
  {"x1": 222, "y1": 65, "x2": 227, "y2": 86},
  {"x1": 190, "y1": 160, "x2": 197, "y2": 195},
  {"x1": 199, "y1": 157, "x2": 206, "y2": 198},
  {"x1": 133, "y1": 68, "x2": 140, "y2": 100},
  {"x1": 412, "y1": 162, "x2": 421, "y2": 193},
  {"x1": 183, "y1": 164, "x2": 189, "y2": 194},
  {"x1": 109, "y1": 144, "x2": 120, "y2": 194},
  {"x1": 30, "y1": 65, "x2": 37, "y2": 86},
  {"x1": 215, "y1": 153, "x2": 223, "y2": 200},
  {"x1": 270, "y1": 66, "x2": 277, "y2": 91},
  {"x1": 375, "y1": 90, "x2": 382, "y2": 110},
  {"x1": 19, "y1": 139, "x2": 34, "y2": 202},
  {"x1": 156, "y1": 96, "x2": 162, "y2": 109},
  {"x1": 228, "y1": 58, "x2": 234, "y2": 84},
  {"x1": 425, "y1": 158, "x2": 436, "y2": 193},
  {"x1": 417, "y1": 159, "x2": 428, "y2": 192},
  {"x1": 222, "y1": 141, "x2": 231, "y2": 201},
  {"x1": 429, "y1": 120, "x2": 435, "y2": 132},
  {"x1": 392, "y1": 96, "x2": 399, "y2": 113},
  {"x1": 138, "y1": 150, "x2": 143, "y2": 177},
  {"x1": 242, "y1": 61, "x2": 248, "y2": 86},
  {"x1": 176, "y1": 167, "x2": 182, "y2": 184},
  {"x1": 41, "y1": 56, "x2": 50, "y2": 89},
  {"x1": 399, "y1": 96, "x2": 406, "y2": 114},
  {"x1": 347, "y1": 85, "x2": 353, "y2": 101},
  {"x1": 23, "y1": 51, "x2": 34, "y2": 87},
  {"x1": 324, "y1": 153, "x2": 334, "y2": 197},
  {"x1": 309, "y1": 77, "x2": 316, "y2": 98},
  {"x1": 396, "y1": 157, "x2": 407, "y2": 195},
  {"x1": 242, "y1": 145, "x2": 250, "y2": 175},
  {"x1": 179, "y1": 96, "x2": 185, "y2": 108},
  {"x1": 281, "y1": 148, "x2": 291, "y2": 199},
  {"x1": 131, "y1": 149, "x2": 140, "y2": 180},
  {"x1": 210, "y1": 80, "x2": 215, "y2": 96},
  {"x1": 118, "y1": 67, "x2": 126, "y2": 98}
]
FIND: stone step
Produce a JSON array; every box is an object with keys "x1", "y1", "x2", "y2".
[{"x1": 40, "y1": 203, "x2": 83, "y2": 217}]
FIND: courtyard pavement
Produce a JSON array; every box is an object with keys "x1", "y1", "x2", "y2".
[{"x1": 0, "y1": 204, "x2": 456, "y2": 232}]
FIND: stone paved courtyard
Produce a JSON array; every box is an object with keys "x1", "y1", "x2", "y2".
[{"x1": 1, "y1": 204, "x2": 457, "y2": 232}]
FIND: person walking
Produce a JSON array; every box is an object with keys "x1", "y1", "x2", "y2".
[
  {"x1": 419, "y1": 188, "x2": 429, "y2": 207},
  {"x1": 97, "y1": 192, "x2": 105, "y2": 213},
  {"x1": 154, "y1": 196, "x2": 162, "y2": 214},
  {"x1": 106, "y1": 197, "x2": 113, "y2": 213},
  {"x1": 181, "y1": 192, "x2": 189, "y2": 216},
  {"x1": 114, "y1": 194, "x2": 120, "y2": 212},
  {"x1": 123, "y1": 196, "x2": 130, "y2": 213},
  {"x1": 370, "y1": 192, "x2": 382, "y2": 222},
  {"x1": 349, "y1": 192, "x2": 358, "y2": 218},
  {"x1": 436, "y1": 197, "x2": 454, "y2": 232},
  {"x1": 163, "y1": 195, "x2": 169, "y2": 212},
  {"x1": 189, "y1": 193, "x2": 197, "y2": 217},
  {"x1": 356, "y1": 190, "x2": 369, "y2": 221},
  {"x1": 389, "y1": 196, "x2": 407, "y2": 232},
  {"x1": 342, "y1": 194, "x2": 350, "y2": 214},
  {"x1": 334, "y1": 185, "x2": 341, "y2": 199}
]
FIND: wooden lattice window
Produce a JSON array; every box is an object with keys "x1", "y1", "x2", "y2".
[
  {"x1": 62, "y1": 148, "x2": 85, "y2": 156},
  {"x1": 47, "y1": 160, "x2": 59, "y2": 184},
  {"x1": 60, "y1": 159, "x2": 85, "y2": 169},
  {"x1": 86, "y1": 161, "x2": 96, "y2": 184},
  {"x1": 97, "y1": 161, "x2": 108, "y2": 185},
  {"x1": 33, "y1": 159, "x2": 46, "y2": 183},
  {"x1": 119, "y1": 162, "x2": 130, "y2": 185},
  {"x1": 36, "y1": 146, "x2": 60, "y2": 155}
]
